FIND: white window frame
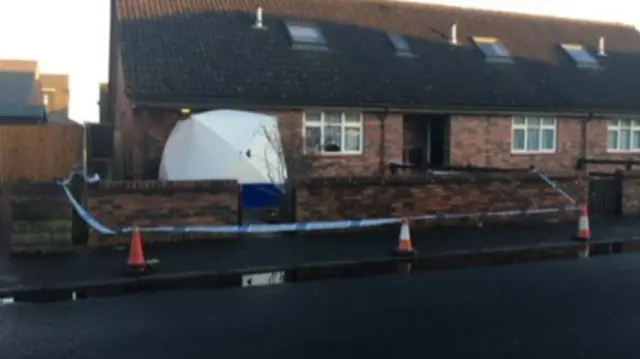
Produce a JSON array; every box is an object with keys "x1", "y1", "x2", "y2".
[
  {"x1": 472, "y1": 36, "x2": 513, "y2": 63},
  {"x1": 560, "y1": 43, "x2": 599, "y2": 68},
  {"x1": 511, "y1": 116, "x2": 557, "y2": 154},
  {"x1": 285, "y1": 21, "x2": 327, "y2": 47},
  {"x1": 388, "y1": 33, "x2": 413, "y2": 57},
  {"x1": 607, "y1": 119, "x2": 640, "y2": 152},
  {"x1": 42, "y1": 88, "x2": 55, "y2": 108},
  {"x1": 303, "y1": 111, "x2": 364, "y2": 155}
]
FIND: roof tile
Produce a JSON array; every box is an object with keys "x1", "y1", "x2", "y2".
[{"x1": 115, "y1": 0, "x2": 640, "y2": 112}]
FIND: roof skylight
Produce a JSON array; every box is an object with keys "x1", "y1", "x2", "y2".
[
  {"x1": 561, "y1": 44, "x2": 599, "y2": 69},
  {"x1": 285, "y1": 21, "x2": 327, "y2": 49},
  {"x1": 472, "y1": 37, "x2": 513, "y2": 63},
  {"x1": 388, "y1": 33, "x2": 413, "y2": 57}
]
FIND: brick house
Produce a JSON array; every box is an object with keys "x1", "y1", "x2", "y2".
[
  {"x1": 0, "y1": 59, "x2": 75, "y2": 125},
  {"x1": 39, "y1": 73, "x2": 75, "y2": 125},
  {"x1": 106, "y1": 0, "x2": 640, "y2": 180},
  {"x1": 0, "y1": 60, "x2": 46, "y2": 124}
]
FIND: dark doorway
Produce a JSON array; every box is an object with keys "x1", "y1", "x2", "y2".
[
  {"x1": 588, "y1": 174, "x2": 622, "y2": 217},
  {"x1": 402, "y1": 114, "x2": 450, "y2": 168},
  {"x1": 427, "y1": 116, "x2": 447, "y2": 167}
]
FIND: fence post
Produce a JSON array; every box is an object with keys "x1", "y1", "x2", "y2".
[
  {"x1": 615, "y1": 169, "x2": 624, "y2": 215},
  {"x1": 70, "y1": 173, "x2": 89, "y2": 245},
  {"x1": 0, "y1": 184, "x2": 13, "y2": 259},
  {"x1": 237, "y1": 185, "x2": 243, "y2": 226}
]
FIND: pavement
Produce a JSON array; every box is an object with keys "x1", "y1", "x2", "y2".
[
  {"x1": 3, "y1": 252, "x2": 640, "y2": 358},
  {"x1": 0, "y1": 216, "x2": 639, "y2": 293}
]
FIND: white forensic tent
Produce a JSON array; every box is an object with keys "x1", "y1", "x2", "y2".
[{"x1": 158, "y1": 110, "x2": 288, "y2": 188}]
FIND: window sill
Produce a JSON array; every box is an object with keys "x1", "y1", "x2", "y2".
[
  {"x1": 511, "y1": 150, "x2": 556, "y2": 155},
  {"x1": 606, "y1": 149, "x2": 640, "y2": 154},
  {"x1": 304, "y1": 151, "x2": 363, "y2": 157}
]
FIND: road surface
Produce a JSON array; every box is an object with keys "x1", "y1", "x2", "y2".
[
  {"x1": 2, "y1": 253, "x2": 640, "y2": 358},
  {"x1": 4, "y1": 216, "x2": 640, "y2": 289}
]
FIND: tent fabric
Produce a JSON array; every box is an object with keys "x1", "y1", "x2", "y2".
[{"x1": 158, "y1": 110, "x2": 287, "y2": 208}]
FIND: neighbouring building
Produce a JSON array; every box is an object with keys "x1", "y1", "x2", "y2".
[
  {"x1": 90, "y1": 82, "x2": 115, "y2": 179},
  {"x1": 106, "y1": 0, "x2": 640, "y2": 180},
  {"x1": 39, "y1": 73, "x2": 75, "y2": 125},
  {"x1": 0, "y1": 60, "x2": 46, "y2": 124},
  {"x1": 98, "y1": 83, "x2": 109, "y2": 124},
  {"x1": 0, "y1": 59, "x2": 76, "y2": 125}
]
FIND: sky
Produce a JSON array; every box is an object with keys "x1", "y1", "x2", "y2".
[{"x1": 0, "y1": 0, "x2": 634, "y2": 124}]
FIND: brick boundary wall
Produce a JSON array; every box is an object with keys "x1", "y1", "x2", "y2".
[
  {"x1": 86, "y1": 180, "x2": 240, "y2": 246},
  {"x1": 83, "y1": 172, "x2": 587, "y2": 246},
  {"x1": 621, "y1": 172, "x2": 640, "y2": 216},
  {"x1": 296, "y1": 171, "x2": 587, "y2": 226},
  {"x1": 8, "y1": 182, "x2": 72, "y2": 221}
]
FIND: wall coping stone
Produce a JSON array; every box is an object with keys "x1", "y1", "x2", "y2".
[
  {"x1": 87, "y1": 180, "x2": 239, "y2": 194},
  {"x1": 301, "y1": 172, "x2": 583, "y2": 189}
]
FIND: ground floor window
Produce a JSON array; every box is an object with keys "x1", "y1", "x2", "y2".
[
  {"x1": 303, "y1": 111, "x2": 363, "y2": 154},
  {"x1": 607, "y1": 119, "x2": 640, "y2": 152},
  {"x1": 511, "y1": 116, "x2": 557, "y2": 153}
]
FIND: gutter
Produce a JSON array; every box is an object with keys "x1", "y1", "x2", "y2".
[{"x1": 132, "y1": 99, "x2": 640, "y2": 119}]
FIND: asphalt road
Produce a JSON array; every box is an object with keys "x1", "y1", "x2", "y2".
[
  {"x1": 3, "y1": 253, "x2": 640, "y2": 358},
  {"x1": 4, "y1": 216, "x2": 640, "y2": 289}
]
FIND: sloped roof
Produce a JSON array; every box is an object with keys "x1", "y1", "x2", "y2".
[
  {"x1": 114, "y1": 0, "x2": 640, "y2": 113},
  {"x1": 0, "y1": 71, "x2": 45, "y2": 118},
  {"x1": 0, "y1": 60, "x2": 38, "y2": 73}
]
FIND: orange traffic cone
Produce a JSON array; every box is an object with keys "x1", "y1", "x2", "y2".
[
  {"x1": 574, "y1": 205, "x2": 591, "y2": 241},
  {"x1": 123, "y1": 227, "x2": 148, "y2": 275},
  {"x1": 395, "y1": 219, "x2": 416, "y2": 256}
]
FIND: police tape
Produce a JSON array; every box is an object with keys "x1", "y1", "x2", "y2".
[
  {"x1": 60, "y1": 182, "x2": 581, "y2": 236},
  {"x1": 531, "y1": 169, "x2": 577, "y2": 205}
]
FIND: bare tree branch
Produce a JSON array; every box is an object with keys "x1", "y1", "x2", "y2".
[{"x1": 260, "y1": 120, "x2": 318, "y2": 186}]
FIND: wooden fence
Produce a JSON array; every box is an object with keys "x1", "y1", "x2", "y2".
[{"x1": 0, "y1": 125, "x2": 83, "y2": 183}]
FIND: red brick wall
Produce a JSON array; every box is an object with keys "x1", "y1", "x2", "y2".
[
  {"x1": 586, "y1": 118, "x2": 640, "y2": 172},
  {"x1": 8, "y1": 182, "x2": 72, "y2": 220},
  {"x1": 622, "y1": 174, "x2": 640, "y2": 215},
  {"x1": 450, "y1": 115, "x2": 640, "y2": 173},
  {"x1": 121, "y1": 108, "x2": 403, "y2": 179},
  {"x1": 113, "y1": 47, "x2": 135, "y2": 179},
  {"x1": 296, "y1": 172, "x2": 586, "y2": 224},
  {"x1": 129, "y1": 108, "x2": 187, "y2": 179},
  {"x1": 86, "y1": 180, "x2": 239, "y2": 245},
  {"x1": 275, "y1": 111, "x2": 403, "y2": 177}
]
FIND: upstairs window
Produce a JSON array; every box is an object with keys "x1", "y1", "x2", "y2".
[
  {"x1": 472, "y1": 37, "x2": 513, "y2": 63},
  {"x1": 285, "y1": 21, "x2": 327, "y2": 50},
  {"x1": 607, "y1": 119, "x2": 640, "y2": 152},
  {"x1": 561, "y1": 44, "x2": 599, "y2": 69},
  {"x1": 42, "y1": 88, "x2": 55, "y2": 110},
  {"x1": 304, "y1": 111, "x2": 363, "y2": 155},
  {"x1": 387, "y1": 33, "x2": 413, "y2": 57},
  {"x1": 512, "y1": 116, "x2": 557, "y2": 153}
]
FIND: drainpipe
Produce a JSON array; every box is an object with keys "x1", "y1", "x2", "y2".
[
  {"x1": 145, "y1": 112, "x2": 153, "y2": 180},
  {"x1": 580, "y1": 112, "x2": 593, "y2": 170},
  {"x1": 377, "y1": 108, "x2": 390, "y2": 176}
]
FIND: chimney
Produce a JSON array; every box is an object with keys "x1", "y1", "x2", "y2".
[
  {"x1": 253, "y1": 6, "x2": 265, "y2": 29},
  {"x1": 450, "y1": 23, "x2": 458, "y2": 45},
  {"x1": 598, "y1": 36, "x2": 606, "y2": 56}
]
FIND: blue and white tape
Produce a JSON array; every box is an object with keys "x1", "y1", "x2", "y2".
[
  {"x1": 59, "y1": 181, "x2": 579, "y2": 235},
  {"x1": 531, "y1": 168, "x2": 577, "y2": 205},
  {"x1": 58, "y1": 169, "x2": 580, "y2": 235}
]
